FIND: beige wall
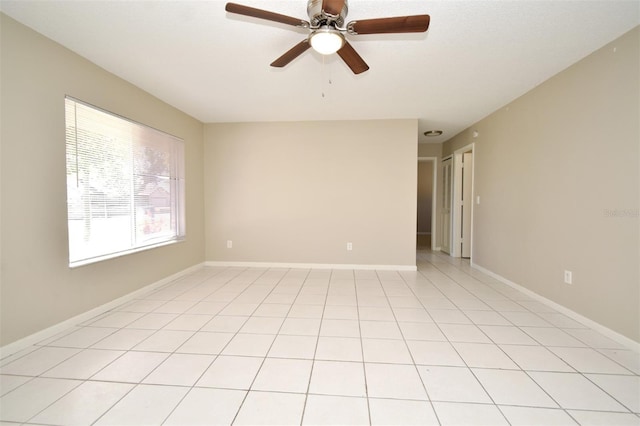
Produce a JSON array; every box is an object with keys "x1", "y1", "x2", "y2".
[
  {"x1": 204, "y1": 120, "x2": 418, "y2": 267},
  {"x1": 418, "y1": 143, "x2": 442, "y2": 158},
  {"x1": 0, "y1": 15, "x2": 205, "y2": 346},
  {"x1": 443, "y1": 27, "x2": 639, "y2": 342}
]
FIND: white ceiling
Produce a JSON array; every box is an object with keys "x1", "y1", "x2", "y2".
[{"x1": 1, "y1": 1, "x2": 638, "y2": 144}]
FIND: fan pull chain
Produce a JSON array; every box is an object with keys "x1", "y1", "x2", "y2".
[
  {"x1": 321, "y1": 56, "x2": 333, "y2": 99},
  {"x1": 321, "y1": 56, "x2": 326, "y2": 98}
]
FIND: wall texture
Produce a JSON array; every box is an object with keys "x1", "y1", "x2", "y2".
[
  {"x1": 443, "y1": 27, "x2": 639, "y2": 342},
  {"x1": 204, "y1": 120, "x2": 418, "y2": 268},
  {"x1": 0, "y1": 15, "x2": 205, "y2": 346}
]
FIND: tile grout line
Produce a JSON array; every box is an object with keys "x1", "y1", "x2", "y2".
[
  {"x1": 418, "y1": 250, "x2": 638, "y2": 419},
  {"x1": 428, "y1": 250, "x2": 640, "y2": 411},
  {"x1": 378, "y1": 268, "x2": 445, "y2": 426},
  {"x1": 353, "y1": 269, "x2": 373, "y2": 426},
  {"x1": 19, "y1": 266, "x2": 236, "y2": 426},
  {"x1": 3, "y1": 252, "x2": 639, "y2": 425},
  {"x1": 230, "y1": 267, "x2": 313, "y2": 426},
  {"x1": 91, "y1": 265, "x2": 246, "y2": 426},
  {"x1": 417, "y1": 252, "x2": 579, "y2": 420},
  {"x1": 416, "y1": 255, "x2": 597, "y2": 420},
  {"x1": 290, "y1": 267, "x2": 329, "y2": 426},
  {"x1": 156, "y1": 266, "x2": 272, "y2": 425}
]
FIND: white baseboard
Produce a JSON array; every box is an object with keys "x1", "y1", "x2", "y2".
[
  {"x1": 0, "y1": 262, "x2": 205, "y2": 359},
  {"x1": 471, "y1": 261, "x2": 640, "y2": 352},
  {"x1": 206, "y1": 261, "x2": 417, "y2": 272}
]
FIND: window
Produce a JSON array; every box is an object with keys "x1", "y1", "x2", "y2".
[{"x1": 65, "y1": 97, "x2": 185, "y2": 267}]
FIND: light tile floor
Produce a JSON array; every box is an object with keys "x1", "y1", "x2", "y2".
[{"x1": 1, "y1": 250, "x2": 639, "y2": 425}]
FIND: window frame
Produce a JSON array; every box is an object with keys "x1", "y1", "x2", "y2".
[{"x1": 65, "y1": 96, "x2": 186, "y2": 268}]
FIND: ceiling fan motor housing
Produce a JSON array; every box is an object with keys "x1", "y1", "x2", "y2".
[
  {"x1": 307, "y1": 0, "x2": 348, "y2": 27},
  {"x1": 223, "y1": 1, "x2": 430, "y2": 74}
]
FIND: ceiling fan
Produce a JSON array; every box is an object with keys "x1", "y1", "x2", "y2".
[{"x1": 225, "y1": 0, "x2": 430, "y2": 74}]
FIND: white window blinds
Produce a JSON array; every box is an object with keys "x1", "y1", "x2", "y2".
[{"x1": 65, "y1": 97, "x2": 185, "y2": 267}]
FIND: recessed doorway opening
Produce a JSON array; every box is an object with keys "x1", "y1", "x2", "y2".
[{"x1": 417, "y1": 157, "x2": 437, "y2": 251}]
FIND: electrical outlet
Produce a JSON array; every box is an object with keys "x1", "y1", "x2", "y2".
[
  {"x1": 226, "y1": 240, "x2": 233, "y2": 249},
  {"x1": 347, "y1": 242, "x2": 353, "y2": 251},
  {"x1": 564, "y1": 270, "x2": 572, "y2": 284}
]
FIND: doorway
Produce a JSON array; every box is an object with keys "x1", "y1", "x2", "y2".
[
  {"x1": 440, "y1": 157, "x2": 452, "y2": 254},
  {"x1": 417, "y1": 157, "x2": 437, "y2": 251}
]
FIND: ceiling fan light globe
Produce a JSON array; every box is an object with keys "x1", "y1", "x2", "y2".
[{"x1": 309, "y1": 27, "x2": 345, "y2": 55}]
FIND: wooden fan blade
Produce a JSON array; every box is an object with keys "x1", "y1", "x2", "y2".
[
  {"x1": 225, "y1": 2, "x2": 308, "y2": 27},
  {"x1": 337, "y1": 41, "x2": 369, "y2": 74},
  {"x1": 322, "y1": 0, "x2": 345, "y2": 16},
  {"x1": 348, "y1": 15, "x2": 430, "y2": 35},
  {"x1": 271, "y1": 40, "x2": 311, "y2": 68}
]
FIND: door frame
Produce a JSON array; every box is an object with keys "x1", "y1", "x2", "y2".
[
  {"x1": 417, "y1": 157, "x2": 438, "y2": 251},
  {"x1": 451, "y1": 143, "x2": 475, "y2": 258}
]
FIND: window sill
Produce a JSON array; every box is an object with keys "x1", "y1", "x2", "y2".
[{"x1": 68, "y1": 237, "x2": 185, "y2": 269}]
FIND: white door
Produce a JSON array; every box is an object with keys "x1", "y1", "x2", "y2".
[
  {"x1": 451, "y1": 146, "x2": 474, "y2": 258},
  {"x1": 461, "y1": 152, "x2": 473, "y2": 258},
  {"x1": 441, "y1": 158, "x2": 452, "y2": 254}
]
